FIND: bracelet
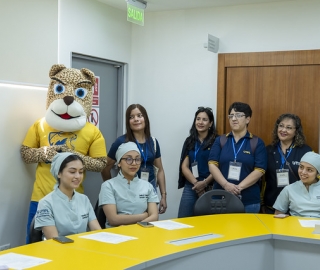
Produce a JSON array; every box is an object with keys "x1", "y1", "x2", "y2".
[
  {"x1": 161, "y1": 192, "x2": 167, "y2": 195},
  {"x1": 204, "y1": 179, "x2": 208, "y2": 187},
  {"x1": 223, "y1": 182, "x2": 228, "y2": 188}
]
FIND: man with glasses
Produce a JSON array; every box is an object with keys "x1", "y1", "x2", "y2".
[{"x1": 208, "y1": 102, "x2": 267, "y2": 213}]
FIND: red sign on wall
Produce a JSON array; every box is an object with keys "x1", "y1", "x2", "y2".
[
  {"x1": 87, "y1": 107, "x2": 99, "y2": 128},
  {"x1": 92, "y1": 76, "x2": 100, "y2": 106}
]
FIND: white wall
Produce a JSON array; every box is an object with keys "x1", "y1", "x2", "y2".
[
  {"x1": 58, "y1": 0, "x2": 132, "y2": 65},
  {"x1": 0, "y1": 0, "x2": 57, "y2": 248},
  {"x1": 0, "y1": 84, "x2": 47, "y2": 248},
  {"x1": 0, "y1": 0, "x2": 58, "y2": 85},
  {"x1": 130, "y1": 0, "x2": 320, "y2": 220}
]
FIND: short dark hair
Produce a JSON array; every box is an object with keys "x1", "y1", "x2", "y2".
[
  {"x1": 125, "y1": 104, "x2": 151, "y2": 142},
  {"x1": 228, "y1": 102, "x2": 252, "y2": 118},
  {"x1": 271, "y1": 113, "x2": 306, "y2": 147}
]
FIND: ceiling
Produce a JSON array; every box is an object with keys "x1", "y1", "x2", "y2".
[{"x1": 97, "y1": 0, "x2": 298, "y2": 12}]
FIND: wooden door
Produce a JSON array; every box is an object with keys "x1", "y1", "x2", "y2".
[{"x1": 217, "y1": 50, "x2": 320, "y2": 152}]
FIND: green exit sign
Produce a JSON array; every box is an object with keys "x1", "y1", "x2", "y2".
[{"x1": 127, "y1": 3, "x2": 144, "y2": 26}]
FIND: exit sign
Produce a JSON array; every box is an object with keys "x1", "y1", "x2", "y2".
[{"x1": 127, "y1": 3, "x2": 144, "y2": 26}]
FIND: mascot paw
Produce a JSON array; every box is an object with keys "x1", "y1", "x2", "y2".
[
  {"x1": 59, "y1": 144, "x2": 73, "y2": 153},
  {"x1": 40, "y1": 146, "x2": 59, "y2": 163}
]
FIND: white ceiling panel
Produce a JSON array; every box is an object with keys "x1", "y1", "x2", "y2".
[{"x1": 97, "y1": 0, "x2": 299, "y2": 12}]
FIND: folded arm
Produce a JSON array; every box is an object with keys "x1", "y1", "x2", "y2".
[{"x1": 102, "y1": 204, "x2": 148, "y2": 227}]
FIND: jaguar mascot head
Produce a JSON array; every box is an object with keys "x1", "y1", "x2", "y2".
[{"x1": 45, "y1": 64, "x2": 95, "y2": 132}]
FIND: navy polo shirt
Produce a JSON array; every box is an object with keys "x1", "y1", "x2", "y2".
[
  {"x1": 108, "y1": 135, "x2": 161, "y2": 181},
  {"x1": 185, "y1": 139, "x2": 213, "y2": 180},
  {"x1": 264, "y1": 144, "x2": 312, "y2": 207},
  {"x1": 208, "y1": 132, "x2": 267, "y2": 206}
]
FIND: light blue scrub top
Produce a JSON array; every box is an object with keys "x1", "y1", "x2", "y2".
[
  {"x1": 35, "y1": 186, "x2": 96, "y2": 236},
  {"x1": 99, "y1": 172, "x2": 159, "y2": 227},
  {"x1": 273, "y1": 180, "x2": 320, "y2": 218}
]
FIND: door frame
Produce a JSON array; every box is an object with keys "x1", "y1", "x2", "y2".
[{"x1": 71, "y1": 52, "x2": 127, "y2": 136}]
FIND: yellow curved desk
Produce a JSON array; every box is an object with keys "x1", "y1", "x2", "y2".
[{"x1": 1, "y1": 214, "x2": 320, "y2": 270}]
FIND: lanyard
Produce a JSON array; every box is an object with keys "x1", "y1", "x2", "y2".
[
  {"x1": 232, "y1": 137, "x2": 246, "y2": 162},
  {"x1": 194, "y1": 141, "x2": 201, "y2": 162},
  {"x1": 277, "y1": 143, "x2": 293, "y2": 169},
  {"x1": 135, "y1": 140, "x2": 148, "y2": 167}
]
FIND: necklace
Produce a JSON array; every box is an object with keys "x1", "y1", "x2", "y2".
[{"x1": 139, "y1": 142, "x2": 145, "y2": 152}]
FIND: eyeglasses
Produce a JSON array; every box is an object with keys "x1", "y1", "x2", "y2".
[
  {"x1": 278, "y1": 124, "x2": 296, "y2": 131},
  {"x1": 228, "y1": 113, "x2": 246, "y2": 119},
  {"x1": 120, "y1": 157, "x2": 142, "y2": 165},
  {"x1": 198, "y1": 107, "x2": 213, "y2": 112}
]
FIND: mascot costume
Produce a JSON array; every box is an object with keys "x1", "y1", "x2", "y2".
[{"x1": 21, "y1": 64, "x2": 107, "y2": 243}]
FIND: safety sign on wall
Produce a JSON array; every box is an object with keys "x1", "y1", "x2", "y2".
[
  {"x1": 87, "y1": 76, "x2": 100, "y2": 128},
  {"x1": 88, "y1": 107, "x2": 99, "y2": 128},
  {"x1": 92, "y1": 76, "x2": 99, "y2": 106}
]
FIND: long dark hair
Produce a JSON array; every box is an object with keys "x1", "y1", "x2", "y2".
[
  {"x1": 271, "y1": 113, "x2": 306, "y2": 147},
  {"x1": 125, "y1": 104, "x2": 155, "y2": 155},
  {"x1": 185, "y1": 107, "x2": 218, "y2": 150},
  {"x1": 125, "y1": 104, "x2": 151, "y2": 142}
]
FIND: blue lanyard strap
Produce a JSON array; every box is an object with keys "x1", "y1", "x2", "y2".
[
  {"x1": 232, "y1": 137, "x2": 246, "y2": 162},
  {"x1": 194, "y1": 141, "x2": 201, "y2": 162},
  {"x1": 135, "y1": 140, "x2": 148, "y2": 167},
  {"x1": 277, "y1": 143, "x2": 293, "y2": 169}
]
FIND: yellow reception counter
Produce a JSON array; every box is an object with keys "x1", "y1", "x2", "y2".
[{"x1": 1, "y1": 214, "x2": 320, "y2": 270}]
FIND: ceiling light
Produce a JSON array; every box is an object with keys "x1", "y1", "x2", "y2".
[{"x1": 126, "y1": 0, "x2": 147, "y2": 10}]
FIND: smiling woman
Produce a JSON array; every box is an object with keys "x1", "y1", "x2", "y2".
[
  {"x1": 99, "y1": 142, "x2": 159, "y2": 227},
  {"x1": 273, "y1": 151, "x2": 320, "y2": 217},
  {"x1": 262, "y1": 114, "x2": 312, "y2": 214},
  {"x1": 177, "y1": 107, "x2": 218, "y2": 218},
  {"x1": 101, "y1": 104, "x2": 168, "y2": 214},
  {"x1": 34, "y1": 152, "x2": 101, "y2": 240}
]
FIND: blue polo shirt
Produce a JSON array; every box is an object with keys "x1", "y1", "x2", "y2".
[
  {"x1": 108, "y1": 135, "x2": 161, "y2": 181},
  {"x1": 208, "y1": 132, "x2": 267, "y2": 206}
]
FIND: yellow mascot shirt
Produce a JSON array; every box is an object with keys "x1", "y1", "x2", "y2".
[{"x1": 23, "y1": 118, "x2": 107, "y2": 202}]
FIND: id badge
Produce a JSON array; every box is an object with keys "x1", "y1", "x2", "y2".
[
  {"x1": 228, "y1": 161, "x2": 242, "y2": 181},
  {"x1": 191, "y1": 161, "x2": 199, "y2": 178},
  {"x1": 276, "y1": 169, "x2": 289, "y2": 187},
  {"x1": 141, "y1": 167, "x2": 149, "y2": 181}
]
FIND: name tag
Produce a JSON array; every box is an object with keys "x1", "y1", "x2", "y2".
[
  {"x1": 191, "y1": 161, "x2": 199, "y2": 178},
  {"x1": 276, "y1": 169, "x2": 289, "y2": 187},
  {"x1": 141, "y1": 167, "x2": 149, "y2": 181},
  {"x1": 228, "y1": 161, "x2": 242, "y2": 181}
]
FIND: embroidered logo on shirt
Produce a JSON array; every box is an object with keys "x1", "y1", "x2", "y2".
[
  {"x1": 81, "y1": 213, "x2": 89, "y2": 219},
  {"x1": 36, "y1": 209, "x2": 50, "y2": 218},
  {"x1": 139, "y1": 194, "x2": 149, "y2": 199},
  {"x1": 243, "y1": 151, "x2": 251, "y2": 154},
  {"x1": 316, "y1": 195, "x2": 320, "y2": 200},
  {"x1": 292, "y1": 161, "x2": 300, "y2": 166}
]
